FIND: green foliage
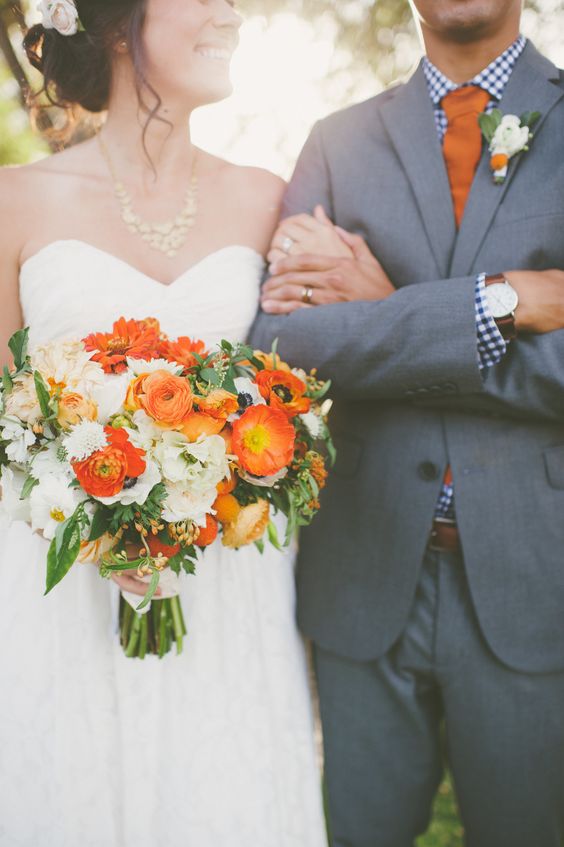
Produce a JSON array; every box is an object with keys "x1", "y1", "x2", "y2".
[{"x1": 45, "y1": 502, "x2": 89, "y2": 594}]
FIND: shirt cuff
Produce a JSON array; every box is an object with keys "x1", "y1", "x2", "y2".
[{"x1": 475, "y1": 273, "x2": 508, "y2": 371}]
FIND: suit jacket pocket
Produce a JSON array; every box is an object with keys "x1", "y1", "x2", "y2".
[
  {"x1": 544, "y1": 445, "x2": 564, "y2": 489},
  {"x1": 331, "y1": 433, "x2": 364, "y2": 479}
]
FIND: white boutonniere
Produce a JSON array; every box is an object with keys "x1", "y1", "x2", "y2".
[
  {"x1": 478, "y1": 109, "x2": 541, "y2": 184},
  {"x1": 38, "y1": 0, "x2": 85, "y2": 36}
]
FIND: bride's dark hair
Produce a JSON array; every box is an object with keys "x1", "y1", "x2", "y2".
[{"x1": 24, "y1": 0, "x2": 152, "y2": 117}]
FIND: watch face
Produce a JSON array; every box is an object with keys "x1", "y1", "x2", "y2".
[{"x1": 486, "y1": 282, "x2": 519, "y2": 319}]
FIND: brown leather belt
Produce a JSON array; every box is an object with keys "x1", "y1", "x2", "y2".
[{"x1": 428, "y1": 519, "x2": 461, "y2": 553}]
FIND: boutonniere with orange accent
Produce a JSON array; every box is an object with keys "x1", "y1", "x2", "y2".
[{"x1": 478, "y1": 109, "x2": 541, "y2": 184}]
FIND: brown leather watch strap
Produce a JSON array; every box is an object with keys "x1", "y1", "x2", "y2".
[{"x1": 484, "y1": 273, "x2": 517, "y2": 341}]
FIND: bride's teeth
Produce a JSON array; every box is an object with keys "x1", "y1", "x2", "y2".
[{"x1": 197, "y1": 48, "x2": 230, "y2": 61}]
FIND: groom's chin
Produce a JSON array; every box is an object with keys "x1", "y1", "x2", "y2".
[{"x1": 410, "y1": 0, "x2": 520, "y2": 41}]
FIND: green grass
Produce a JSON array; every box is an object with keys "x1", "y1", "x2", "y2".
[{"x1": 417, "y1": 775, "x2": 464, "y2": 847}]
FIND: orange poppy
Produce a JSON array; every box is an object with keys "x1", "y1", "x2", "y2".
[
  {"x1": 222, "y1": 499, "x2": 270, "y2": 549},
  {"x1": 73, "y1": 427, "x2": 146, "y2": 498},
  {"x1": 138, "y1": 370, "x2": 194, "y2": 428},
  {"x1": 254, "y1": 351, "x2": 292, "y2": 373},
  {"x1": 196, "y1": 389, "x2": 239, "y2": 421},
  {"x1": 159, "y1": 336, "x2": 208, "y2": 371},
  {"x1": 232, "y1": 405, "x2": 295, "y2": 477},
  {"x1": 255, "y1": 369, "x2": 311, "y2": 418},
  {"x1": 83, "y1": 317, "x2": 160, "y2": 374}
]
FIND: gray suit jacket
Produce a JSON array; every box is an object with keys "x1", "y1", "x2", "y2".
[{"x1": 250, "y1": 42, "x2": 564, "y2": 673}]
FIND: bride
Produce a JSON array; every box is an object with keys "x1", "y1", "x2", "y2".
[{"x1": 0, "y1": 1, "x2": 327, "y2": 845}]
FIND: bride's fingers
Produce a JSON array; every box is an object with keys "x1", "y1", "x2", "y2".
[
  {"x1": 263, "y1": 271, "x2": 324, "y2": 295},
  {"x1": 267, "y1": 247, "x2": 287, "y2": 265},
  {"x1": 313, "y1": 205, "x2": 334, "y2": 226},
  {"x1": 111, "y1": 572, "x2": 162, "y2": 598}
]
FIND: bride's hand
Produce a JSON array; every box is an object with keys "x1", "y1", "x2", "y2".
[
  {"x1": 262, "y1": 227, "x2": 395, "y2": 314},
  {"x1": 108, "y1": 541, "x2": 162, "y2": 598},
  {"x1": 268, "y1": 206, "x2": 353, "y2": 265}
]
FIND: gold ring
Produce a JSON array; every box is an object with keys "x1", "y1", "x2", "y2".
[{"x1": 302, "y1": 286, "x2": 313, "y2": 304}]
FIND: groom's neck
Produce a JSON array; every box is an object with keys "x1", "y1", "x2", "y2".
[{"x1": 421, "y1": 19, "x2": 521, "y2": 83}]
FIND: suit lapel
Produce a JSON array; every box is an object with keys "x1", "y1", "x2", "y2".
[
  {"x1": 380, "y1": 64, "x2": 456, "y2": 279},
  {"x1": 450, "y1": 42, "x2": 564, "y2": 277}
]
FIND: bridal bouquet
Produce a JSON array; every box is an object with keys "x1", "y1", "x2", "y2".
[{"x1": 0, "y1": 318, "x2": 334, "y2": 658}]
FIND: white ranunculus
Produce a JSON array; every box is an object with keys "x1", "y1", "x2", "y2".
[
  {"x1": 29, "y1": 472, "x2": 86, "y2": 540},
  {"x1": 161, "y1": 481, "x2": 218, "y2": 527},
  {"x1": 30, "y1": 441, "x2": 73, "y2": 480},
  {"x1": 0, "y1": 417, "x2": 37, "y2": 464},
  {"x1": 0, "y1": 466, "x2": 32, "y2": 523},
  {"x1": 4, "y1": 373, "x2": 41, "y2": 425},
  {"x1": 491, "y1": 115, "x2": 530, "y2": 157},
  {"x1": 95, "y1": 458, "x2": 161, "y2": 507},
  {"x1": 38, "y1": 0, "x2": 80, "y2": 36},
  {"x1": 154, "y1": 432, "x2": 229, "y2": 489},
  {"x1": 228, "y1": 377, "x2": 266, "y2": 422},
  {"x1": 90, "y1": 372, "x2": 129, "y2": 424}
]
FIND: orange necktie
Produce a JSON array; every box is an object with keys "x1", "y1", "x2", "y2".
[{"x1": 442, "y1": 86, "x2": 490, "y2": 227}]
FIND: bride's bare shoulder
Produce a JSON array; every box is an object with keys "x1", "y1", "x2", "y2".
[{"x1": 201, "y1": 151, "x2": 286, "y2": 207}]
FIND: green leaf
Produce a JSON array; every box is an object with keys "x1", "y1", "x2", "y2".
[
  {"x1": 267, "y1": 520, "x2": 284, "y2": 551},
  {"x1": 45, "y1": 514, "x2": 82, "y2": 594},
  {"x1": 20, "y1": 474, "x2": 39, "y2": 500},
  {"x1": 8, "y1": 328, "x2": 29, "y2": 371},
  {"x1": 34, "y1": 371, "x2": 52, "y2": 418},
  {"x1": 2, "y1": 366, "x2": 13, "y2": 395},
  {"x1": 254, "y1": 537, "x2": 265, "y2": 554},
  {"x1": 200, "y1": 367, "x2": 221, "y2": 386},
  {"x1": 520, "y1": 110, "x2": 541, "y2": 129},
  {"x1": 136, "y1": 570, "x2": 160, "y2": 611},
  {"x1": 88, "y1": 507, "x2": 111, "y2": 542}
]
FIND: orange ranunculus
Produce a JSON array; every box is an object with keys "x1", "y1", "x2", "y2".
[
  {"x1": 159, "y1": 336, "x2": 208, "y2": 371},
  {"x1": 181, "y1": 412, "x2": 225, "y2": 442},
  {"x1": 217, "y1": 469, "x2": 237, "y2": 495},
  {"x1": 138, "y1": 370, "x2": 193, "y2": 428},
  {"x1": 221, "y1": 499, "x2": 270, "y2": 549},
  {"x1": 196, "y1": 389, "x2": 239, "y2": 421},
  {"x1": 490, "y1": 152, "x2": 509, "y2": 171},
  {"x1": 147, "y1": 535, "x2": 181, "y2": 559},
  {"x1": 213, "y1": 493, "x2": 241, "y2": 524},
  {"x1": 73, "y1": 427, "x2": 146, "y2": 498},
  {"x1": 254, "y1": 351, "x2": 292, "y2": 372},
  {"x1": 196, "y1": 514, "x2": 219, "y2": 547},
  {"x1": 57, "y1": 392, "x2": 98, "y2": 430},
  {"x1": 255, "y1": 369, "x2": 311, "y2": 418},
  {"x1": 124, "y1": 373, "x2": 149, "y2": 413},
  {"x1": 83, "y1": 317, "x2": 160, "y2": 374},
  {"x1": 232, "y1": 405, "x2": 295, "y2": 477}
]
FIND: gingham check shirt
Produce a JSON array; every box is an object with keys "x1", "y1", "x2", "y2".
[{"x1": 423, "y1": 36, "x2": 526, "y2": 520}]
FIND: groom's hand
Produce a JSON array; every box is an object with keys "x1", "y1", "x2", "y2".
[
  {"x1": 506, "y1": 269, "x2": 564, "y2": 334},
  {"x1": 262, "y1": 232, "x2": 395, "y2": 314}
]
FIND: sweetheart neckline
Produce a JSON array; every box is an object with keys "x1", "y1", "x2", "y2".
[{"x1": 19, "y1": 239, "x2": 264, "y2": 289}]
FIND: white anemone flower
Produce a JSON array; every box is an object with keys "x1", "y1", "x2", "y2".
[
  {"x1": 29, "y1": 472, "x2": 86, "y2": 540},
  {"x1": 30, "y1": 441, "x2": 73, "y2": 480}
]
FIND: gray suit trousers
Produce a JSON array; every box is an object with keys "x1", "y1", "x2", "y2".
[{"x1": 314, "y1": 549, "x2": 564, "y2": 847}]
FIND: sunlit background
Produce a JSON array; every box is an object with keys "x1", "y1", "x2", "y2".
[{"x1": 2, "y1": 1, "x2": 564, "y2": 176}]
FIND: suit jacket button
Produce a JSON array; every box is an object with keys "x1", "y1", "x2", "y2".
[{"x1": 418, "y1": 461, "x2": 440, "y2": 481}]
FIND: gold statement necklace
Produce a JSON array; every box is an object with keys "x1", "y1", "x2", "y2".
[{"x1": 97, "y1": 133, "x2": 198, "y2": 258}]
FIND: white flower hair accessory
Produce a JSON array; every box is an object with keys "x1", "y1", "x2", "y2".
[
  {"x1": 38, "y1": 0, "x2": 85, "y2": 37},
  {"x1": 478, "y1": 108, "x2": 541, "y2": 184}
]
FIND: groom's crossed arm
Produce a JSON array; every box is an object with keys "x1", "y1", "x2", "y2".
[{"x1": 251, "y1": 121, "x2": 564, "y2": 421}]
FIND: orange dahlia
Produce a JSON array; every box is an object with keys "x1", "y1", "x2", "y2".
[
  {"x1": 232, "y1": 405, "x2": 295, "y2": 477},
  {"x1": 147, "y1": 535, "x2": 181, "y2": 559},
  {"x1": 138, "y1": 370, "x2": 194, "y2": 428},
  {"x1": 255, "y1": 369, "x2": 311, "y2": 418},
  {"x1": 159, "y1": 336, "x2": 208, "y2": 371},
  {"x1": 82, "y1": 317, "x2": 160, "y2": 374},
  {"x1": 72, "y1": 427, "x2": 146, "y2": 498}
]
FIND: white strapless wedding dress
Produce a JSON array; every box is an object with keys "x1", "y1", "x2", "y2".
[{"x1": 0, "y1": 240, "x2": 327, "y2": 847}]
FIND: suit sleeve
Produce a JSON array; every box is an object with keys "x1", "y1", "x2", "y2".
[{"x1": 250, "y1": 121, "x2": 484, "y2": 401}]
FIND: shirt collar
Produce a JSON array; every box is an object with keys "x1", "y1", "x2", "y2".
[{"x1": 422, "y1": 35, "x2": 527, "y2": 106}]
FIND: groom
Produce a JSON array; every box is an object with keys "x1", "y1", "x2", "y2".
[{"x1": 251, "y1": 0, "x2": 564, "y2": 845}]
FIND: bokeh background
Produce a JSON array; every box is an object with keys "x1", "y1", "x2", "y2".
[{"x1": 1, "y1": 1, "x2": 563, "y2": 844}]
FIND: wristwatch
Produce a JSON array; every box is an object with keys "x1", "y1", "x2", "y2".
[{"x1": 484, "y1": 273, "x2": 519, "y2": 340}]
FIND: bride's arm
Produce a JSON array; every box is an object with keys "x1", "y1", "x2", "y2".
[{"x1": 0, "y1": 169, "x2": 25, "y2": 369}]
